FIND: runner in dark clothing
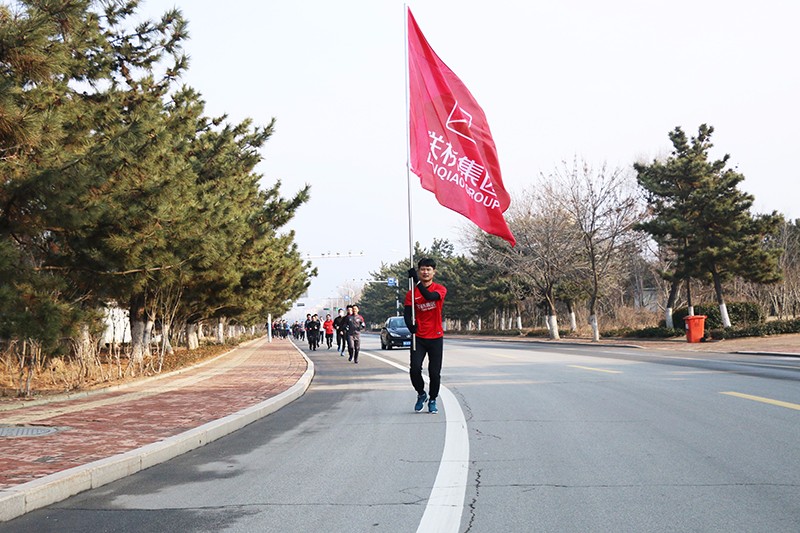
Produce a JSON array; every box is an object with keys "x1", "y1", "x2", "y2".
[
  {"x1": 404, "y1": 258, "x2": 447, "y2": 414},
  {"x1": 345, "y1": 304, "x2": 366, "y2": 363},
  {"x1": 333, "y1": 308, "x2": 347, "y2": 356},
  {"x1": 306, "y1": 314, "x2": 321, "y2": 351}
]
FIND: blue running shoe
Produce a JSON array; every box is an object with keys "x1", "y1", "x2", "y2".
[
  {"x1": 414, "y1": 392, "x2": 427, "y2": 412},
  {"x1": 428, "y1": 399, "x2": 438, "y2": 414}
]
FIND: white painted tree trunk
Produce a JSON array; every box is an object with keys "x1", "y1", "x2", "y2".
[
  {"x1": 569, "y1": 311, "x2": 577, "y2": 332},
  {"x1": 216, "y1": 317, "x2": 225, "y2": 344},
  {"x1": 186, "y1": 322, "x2": 199, "y2": 350},
  {"x1": 688, "y1": 306, "x2": 695, "y2": 316},
  {"x1": 665, "y1": 307, "x2": 674, "y2": 329},
  {"x1": 548, "y1": 315, "x2": 560, "y2": 340},
  {"x1": 477, "y1": 317, "x2": 482, "y2": 331},
  {"x1": 719, "y1": 302, "x2": 731, "y2": 328},
  {"x1": 516, "y1": 316, "x2": 522, "y2": 330},
  {"x1": 77, "y1": 323, "x2": 95, "y2": 364},
  {"x1": 130, "y1": 319, "x2": 145, "y2": 368},
  {"x1": 130, "y1": 318, "x2": 153, "y2": 371},
  {"x1": 161, "y1": 322, "x2": 174, "y2": 356},
  {"x1": 589, "y1": 314, "x2": 600, "y2": 341},
  {"x1": 198, "y1": 322, "x2": 205, "y2": 340},
  {"x1": 144, "y1": 319, "x2": 154, "y2": 352}
]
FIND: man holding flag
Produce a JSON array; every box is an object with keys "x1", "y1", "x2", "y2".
[
  {"x1": 403, "y1": 8, "x2": 514, "y2": 413},
  {"x1": 404, "y1": 258, "x2": 447, "y2": 414}
]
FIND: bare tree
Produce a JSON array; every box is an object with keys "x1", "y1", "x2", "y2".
[
  {"x1": 471, "y1": 187, "x2": 584, "y2": 339},
  {"x1": 772, "y1": 220, "x2": 800, "y2": 318},
  {"x1": 545, "y1": 160, "x2": 644, "y2": 340}
]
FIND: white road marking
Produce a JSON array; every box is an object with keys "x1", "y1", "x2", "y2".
[{"x1": 364, "y1": 351, "x2": 469, "y2": 533}]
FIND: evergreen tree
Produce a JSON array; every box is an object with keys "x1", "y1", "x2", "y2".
[
  {"x1": 635, "y1": 125, "x2": 782, "y2": 327},
  {"x1": 0, "y1": 1, "x2": 188, "y2": 358},
  {"x1": 1, "y1": 1, "x2": 313, "y2": 379}
]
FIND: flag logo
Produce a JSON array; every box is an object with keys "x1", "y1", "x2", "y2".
[{"x1": 445, "y1": 102, "x2": 476, "y2": 144}]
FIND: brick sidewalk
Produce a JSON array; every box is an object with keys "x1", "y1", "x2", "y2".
[{"x1": 0, "y1": 337, "x2": 307, "y2": 490}]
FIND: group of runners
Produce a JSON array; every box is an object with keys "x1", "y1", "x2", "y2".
[{"x1": 290, "y1": 304, "x2": 367, "y2": 363}]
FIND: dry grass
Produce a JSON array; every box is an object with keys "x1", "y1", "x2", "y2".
[{"x1": 0, "y1": 343, "x2": 233, "y2": 400}]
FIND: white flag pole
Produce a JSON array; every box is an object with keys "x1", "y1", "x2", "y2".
[{"x1": 403, "y1": 4, "x2": 416, "y2": 351}]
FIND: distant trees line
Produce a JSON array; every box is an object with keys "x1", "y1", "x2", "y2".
[
  {"x1": 1, "y1": 1, "x2": 313, "y2": 389},
  {"x1": 361, "y1": 126, "x2": 798, "y2": 339}
]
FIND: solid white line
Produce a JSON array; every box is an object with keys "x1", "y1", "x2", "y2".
[{"x1": 364, "y1": 351, "x2": 469, "y2": 533}]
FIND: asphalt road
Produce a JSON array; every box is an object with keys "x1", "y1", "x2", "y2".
[{"x1": 4, "y1": 335, "x2": 799, "y2": 532}]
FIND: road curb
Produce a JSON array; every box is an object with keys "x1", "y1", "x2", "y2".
[
  {"x1": 733, "y1": 351, "x2": 800, "y2": 358},
  {"x1": 447, "y1": 333, "x2": 800, "y2": 356},
  {"x1": 448, "y1": 334, "x2": 646, "y2": 350},
  {"x1": 0, "y1": 342, "x2": 314, "y2": 523}
]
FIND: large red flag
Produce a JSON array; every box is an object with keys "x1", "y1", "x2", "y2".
[{"x1": 407, "y1": 8, "x2": 515, "y2": 246}]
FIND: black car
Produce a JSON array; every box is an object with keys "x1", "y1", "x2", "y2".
[{"x1": 380, "y1": 316, "x2": 412, "y2": 349}]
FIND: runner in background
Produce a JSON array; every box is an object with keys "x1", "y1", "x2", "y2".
[
  {"x1": 345, "y1": 304, "x2": 366, "y2": 363},
  {"x1": 333, "y1": 308, "x2": 347, "y2": 356},
  {"x1": 323, "y1": 314, "x2": 335, "y2": 349}
]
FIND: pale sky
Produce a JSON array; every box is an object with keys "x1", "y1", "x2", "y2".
[{"x1": 139, "y1": 0, "x2": 800, "y2": 321}]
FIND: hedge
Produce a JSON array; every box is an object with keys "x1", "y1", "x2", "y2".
[
  {"x1": 602, "y1": 326, "x2": 685, "y2": 339},
  {"x1": 710, "y1": 318, "x2": 800, "y2": 339},
  {"x1": 668, "y1": 302, "x2": 764, "y2": 330}
]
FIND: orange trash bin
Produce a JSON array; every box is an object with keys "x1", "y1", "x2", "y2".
[{"x1": 684, "y1": 315, "x2": 706, "y2": 343}]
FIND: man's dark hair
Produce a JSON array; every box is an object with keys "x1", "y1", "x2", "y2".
[{"x1": 418, "y1": 258, "x2": 436, "y2": 269}]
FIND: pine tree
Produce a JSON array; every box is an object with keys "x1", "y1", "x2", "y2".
[{"x1": 635, "y1": 125, "x2": 782, "y2": 327}]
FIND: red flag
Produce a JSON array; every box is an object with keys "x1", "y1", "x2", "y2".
[{"x1": 407, "y1": 8, "x2": 515, "y2": 246}]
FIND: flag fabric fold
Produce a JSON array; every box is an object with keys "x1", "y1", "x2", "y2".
[{"x1": 407, "y1": 8, "x2": 515, "y2": 246}]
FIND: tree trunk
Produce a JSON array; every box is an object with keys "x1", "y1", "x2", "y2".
[
  {"x1": 548, "y1": 315, "x2": 560, "y2": 340},
  {"x1": 719, "y1": 302, "x2": 731, "y2": 328},
  {"x1": 665, "y1": 279, "x2": 680, "y2": 329},
  {"x1": 589, "y1": 314, "x2": 600, "y2": 341},
  {"x1": 75, "y1": 323, "x2": 97, "y2": 379},
  {"x1": 216, "y1": 317, "x2": 225, "y2": 344},
  {"x1": 186, "y1": 322, "x2": 199, "y2": 350},
  {"x1": 566, "y1": 300, "x2": 577, "y2": 332},
  {"x1": 686, "y1": 278, "x2": 694, "y2": 317},
  {"x1": 161, "y1": 322, "x2": 174, "y2": 356},
  {"x1": 712, "y1": 271, "x2": 732, "y2": 328},
  {"x1": 129, "y1": 294, "x2": 147, "y2": 372}
]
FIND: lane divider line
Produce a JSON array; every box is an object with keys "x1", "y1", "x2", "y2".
[
  {"x1": 568, "y1": 365, "x2": 622, "y2": 374},
  {"x1": 720, "y1": 391, "x2": 800, "y2": 411},
  {"x1": 363, "y1": 351, "x2": 469, "y2": 533}
]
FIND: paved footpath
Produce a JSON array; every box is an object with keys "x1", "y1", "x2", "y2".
[{"x1": 0, "y1": 336, "x2": 311, "y2": 522}]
